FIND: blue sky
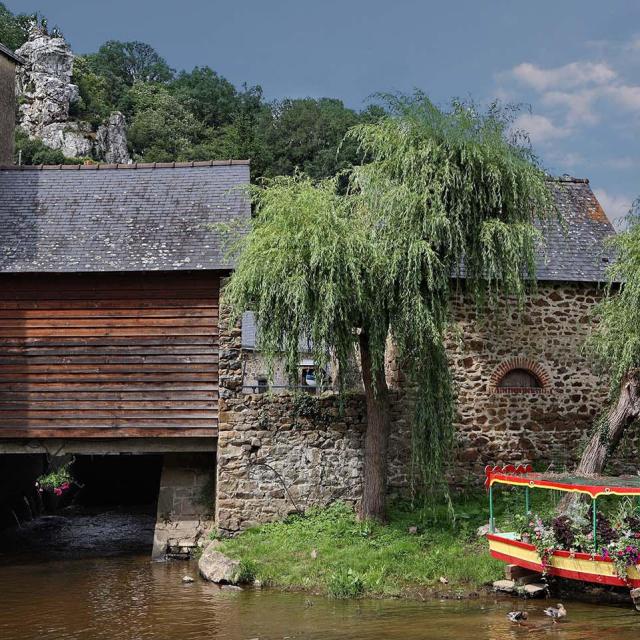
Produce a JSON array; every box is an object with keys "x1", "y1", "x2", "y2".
[{"x1": 7, "y1": 0, "x2": 639, "y2": 227}]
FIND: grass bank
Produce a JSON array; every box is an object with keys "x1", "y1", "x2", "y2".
[{"x1": 218, "y1": 499, "x2": 505, "y2": 599}]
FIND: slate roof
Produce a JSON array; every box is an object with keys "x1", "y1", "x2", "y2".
[
  {"x1": 242, "y1": 177, "x2": 616, "y2": 349},
  {"x1": 0, "y1": 161, "x2": 250, "y2": 273},
  {"x1": 0, "y1": 43, "x2": 24, "y2": 64},
  {"x1": 537, "y1": 177, "x2": 616, "y2": 282}
]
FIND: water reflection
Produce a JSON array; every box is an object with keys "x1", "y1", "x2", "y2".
[
  {"x1": 0, "y1": 512, "x2": 638, "y2": 640},
  {"x1": 0, "y1": 557, "x2": 638, "y2": 640}
]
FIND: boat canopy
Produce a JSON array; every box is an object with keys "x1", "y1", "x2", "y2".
[{"x1": 485, "y1": 464, "x2": 640, "y2": 498}]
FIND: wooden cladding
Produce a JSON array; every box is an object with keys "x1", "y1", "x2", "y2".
[{"x1": 0, "y1": 272, "x2": 221, "y2": 438}]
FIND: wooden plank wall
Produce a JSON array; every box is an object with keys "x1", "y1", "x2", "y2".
[{"x1": 0, "y1": 271, "x2": 220, "y2": 438}]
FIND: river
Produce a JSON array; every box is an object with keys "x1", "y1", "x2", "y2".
[{"x1": 0, "y1": 511, "x2": 639, "y2": 640}]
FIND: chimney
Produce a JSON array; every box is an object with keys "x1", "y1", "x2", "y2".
[{"x1": 0, "y1": 43, "x2": 24, "y2": 165}]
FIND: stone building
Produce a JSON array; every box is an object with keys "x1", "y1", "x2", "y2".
[
  {"x1": 217, "y1": 177, "x2": 618, "y2": 533},
  {"x1": 0, "y1": 37, "x2": 623, "y2": 542}
]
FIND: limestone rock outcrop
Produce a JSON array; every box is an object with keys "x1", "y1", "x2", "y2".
[
  {"x1": 95, "y1": 112, "x2": 130, "y2": 164},
  {"x1": 15, "y1": 29, "x2": 79, "y2": 133},
  {"x1": 15, "y1": 28, "x2": 130, "y2": 163}
]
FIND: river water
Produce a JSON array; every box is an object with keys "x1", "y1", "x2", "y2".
[{"x1": 1, "y1": 511, "x2": 639, "y2": 640}]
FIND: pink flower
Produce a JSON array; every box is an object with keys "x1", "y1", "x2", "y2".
[
  {"x1": 60, "y1": 482, "x2": 70, "y2": 491},
  {"x1": 53, "y1": 487, "x2": 62, "y2": 496}
]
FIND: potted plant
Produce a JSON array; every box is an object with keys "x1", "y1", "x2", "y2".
[{"x1": 36, "y1": 463, "x2": 74, "y2": 512}]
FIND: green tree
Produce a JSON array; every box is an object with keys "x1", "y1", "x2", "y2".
[
  {"x1": 170, "y1": 66, "x2": 243, "y2": 128},
  {"x1": 71, "y1": 56, "x2": 114, "y2": 125},
  {"x1": 193, "y1": 85, "x2": 272, "y2": 176},
  {"x1": 0, "y1": 3, "x2": 53, "y2": 51},
  {"x1": 84, "y1": 40, "x2": 174, "y2": 109},
  {"x1": 0, "y1": 2, "x2": 27, "y2": 50},
  {"x1": 224, "y1": 95, "x2": 555, "y2": 520},
  {"x1": 127, "y1": 83, "x2": 202, "y2": 161},
  {"x1": 260, "y1": 98, "x2": 363, "y2": 179},
  {"x1": 558, "y1": 201, "x2": 640, "y2": 496}
]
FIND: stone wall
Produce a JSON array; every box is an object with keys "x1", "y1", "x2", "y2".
[
  {"x1": 216, "y1": 392, "x2": 367, "y2": 534},
  {"x1": 443, "y1": 282, "x2": 608, "y2": 486},
  {"x1": 152, "y1": 452, "x2": 215, "y2": 559},
  {"x1": 216, "y1": 281, "x2": 614, "y2": 534}
]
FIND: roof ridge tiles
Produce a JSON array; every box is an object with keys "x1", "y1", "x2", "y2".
[
  {"x1": 0, "y1": 159, "x2": 250, "y2": 171},
  {"x1": 548, "y1": 175, "x2": 589, "y2": 184}
]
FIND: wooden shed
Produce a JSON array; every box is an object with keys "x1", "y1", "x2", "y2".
[{"x1": 0, "y1": 161, "x2": 250, "y2": 443}]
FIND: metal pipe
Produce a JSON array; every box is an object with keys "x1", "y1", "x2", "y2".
[{"x1": 525, "y1": 487, "x2": 530, "y2": 514}]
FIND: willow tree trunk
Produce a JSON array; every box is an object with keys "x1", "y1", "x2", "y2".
[
  {"x1": 358, "y1": 331, "x2": 391, "y2": 522},
  {"x1": 558, "y1": 372, "x2": 640, "y2": 513}
]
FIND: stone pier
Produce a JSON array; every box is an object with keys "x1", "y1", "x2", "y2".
[{"x1": 152, "y1": 453, "x2": 216, "y2": 560}]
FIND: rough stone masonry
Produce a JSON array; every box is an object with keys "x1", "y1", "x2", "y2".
[{"x1": 215, "y1": 280, "x2": 632, "y2": 535}]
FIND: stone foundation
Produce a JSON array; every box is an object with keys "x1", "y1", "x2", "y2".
[
  {"x1": 152, "y1": 453, "x2": 215, "y2": 559},
  {"x1": 216, "y1": 393, "x2": 367, "y2": 534}
]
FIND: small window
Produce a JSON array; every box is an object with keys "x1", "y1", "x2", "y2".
[
  {"x1": 256, "y1": 376, "x2": 268, "y2": 394},
  {"x1": 497, "y1": 368, "x2": 541, "y2": 390},
  {"x1": 300, "y1": 367, "x2": 317, "y2": 388}
]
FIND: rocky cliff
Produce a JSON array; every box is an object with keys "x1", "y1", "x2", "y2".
[{"x1": 15, "y1": 28, "x2": 130, "y2": 163}]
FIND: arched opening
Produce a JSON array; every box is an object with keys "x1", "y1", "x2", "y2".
[{"x1": 497, "y1": 368, "x2": 542, "y2": 390}]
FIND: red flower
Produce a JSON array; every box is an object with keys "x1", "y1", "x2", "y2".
[{"x1": 53, "y1": 487, "x2": 62, "y2": 496}]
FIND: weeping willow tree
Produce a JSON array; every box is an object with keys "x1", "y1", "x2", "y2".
[
  {"x1": 224, "y1": 94, "x2": 555, "y2": 521},
  {"x1": 558, "y1": 201, "x2": 640, "y2": 512}
]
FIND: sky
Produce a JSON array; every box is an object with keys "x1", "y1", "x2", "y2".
[{"x1": 6, "y1": 0, "x2": 640, "y2": 227}]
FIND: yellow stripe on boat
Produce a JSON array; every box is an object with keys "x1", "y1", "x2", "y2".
[{"x1": 488, "y1": 536, "x2": 640, "y2": 584}]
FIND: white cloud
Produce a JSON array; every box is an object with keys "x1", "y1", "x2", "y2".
[
  {"x1": 511, "y1": 62, "x2": 617, "y2": 91},
  {"x1": 605, "y1": 84, "x2": 640, "y2": 111},
  {"x1": 541, "y1": 90, "x2": 599, "y2": 124},
  {"x1": 512, "y1": 113, "x2": 570, "y2": 144},
  {"x1": 593, "y1": 188, "x2": 632, "y2": 227},
  {"x1": 549, "y1": 151, "x2": 584, "y2": 169}
]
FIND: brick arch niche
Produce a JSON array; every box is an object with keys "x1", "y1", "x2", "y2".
[{"x1": 488, "y1": 357, "x2": 551, "y2": 394}]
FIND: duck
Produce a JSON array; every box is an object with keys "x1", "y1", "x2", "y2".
[
  {"x1": 506, "y1": 610, "x2": 528, "y2": 623},
  {"x1": 543, "y1": 603, "x2": 567, "y2": 622}
]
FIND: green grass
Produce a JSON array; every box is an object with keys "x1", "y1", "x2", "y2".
[{"x1": 218, "y1": 498, "x2": 505, "y2": 598}]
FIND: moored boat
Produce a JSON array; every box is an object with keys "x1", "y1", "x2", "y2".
[{"x1": 485, "y1": 464, "x2": 640, "y2": 590}]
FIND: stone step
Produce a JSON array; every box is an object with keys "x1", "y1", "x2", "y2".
[
  {"x1": 493, "y1": 579, "x2": 515, "y2": 593},
  {"x1": 523, "y1": 582, "x2": 548, "y2": 597}
]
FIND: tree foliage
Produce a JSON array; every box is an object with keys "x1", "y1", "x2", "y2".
[
  {"x1": 170, "y1": 66, "x2": 244, "y2": 128},
  {"x1": 261, "y1": 98, "x2": 365, "y2": 179},
  {"x1": 127, "y1": 83, "x2": 203, "y2": 162},
  {"x1": 0, "y1": 2, "x2": 30, "y2": 50},
  {"x1": 84, "y1": 40, "x2": 174, "y2": 108},
  {"x1": 587, "y1": 201, "x2": 640, "y2": 395},
  {"x1": 225, "y1": 95, "x2": 556, "y2": 498},
  {"x1": 1, "y1": 0, "x2": 385, "y2": 178}
]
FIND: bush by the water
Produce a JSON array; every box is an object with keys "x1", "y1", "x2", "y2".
[{"x1": 218, "y1": 501, "x2": 502, "y2": 598}]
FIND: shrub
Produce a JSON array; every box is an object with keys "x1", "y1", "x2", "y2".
[
  {"x1": 327, "y1": 568, "x2": 364, "y2": 599},
  {"x1": 235, "y1": 559, "x2": 258, "y2": 584}
]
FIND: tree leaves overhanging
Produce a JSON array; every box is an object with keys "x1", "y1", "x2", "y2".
[{"x1": 225, "y1": 94, "x2": 556, "y2": 494}]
